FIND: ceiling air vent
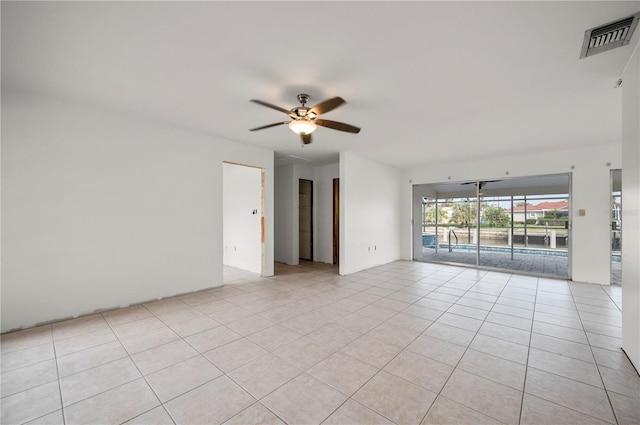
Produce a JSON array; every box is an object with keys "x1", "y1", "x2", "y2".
[
  {"x1": 580, "y1": 12, "x2": 640, "y2": 59},
  {"x1": 274, "y1": 154, "x2": 312, "y2": 166}
]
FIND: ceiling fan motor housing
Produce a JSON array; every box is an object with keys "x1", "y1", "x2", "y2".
[
  {"x1": 291, "y1": 107, "x2": 313, "y2": 119},
  {"x1": 297, "y1": 93, "x2": 311, "y2": 105}
]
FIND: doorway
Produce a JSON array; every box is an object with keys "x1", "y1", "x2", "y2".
[
  {"x1": 611, "y1": 169, "x2": 622, "y2": 285},
  {"x1": 223, "y1": 162, "x2": 264, "y2": 275},
  {"x1": 299, "y1": 179, "x2": 313, "y2": 261}
]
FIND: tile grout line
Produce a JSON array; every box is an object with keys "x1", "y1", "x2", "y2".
[
  {"x1": 301, "y1": 266, "x2": 460, "y2": 424},
  {"x1": 0, "y1": 334, "x2": 60, "y2": 414},
  {"x1": 136, "y1": 264, "x2": 377, "y2": 418},
  {"x1": 425, "y1": 270, "x2": 535, "y2": 425},
  {"x1": 100, "y1": 307, "x2": 178, "y2": 425},
  {"x1": 292, "y1": 265, "x2": 469, "y2": 425},
  {"x1": 50, "y1": 325, "x2": 67, "y2": 425},
  {"x1": 528, "y1": 283, "x2": 630, "y2": 422},
  {"x1": 599, "y1": 284, "x2": 623, "y2": 314},
  {"x1": 146, "y1": 304, "x2": 276, "y2": 424},
  {"x1": 567, "y1": 283, "x2": 620, "y2": 425},
  {"x1": 293, "y1": 266, "x2": 452, "y2": 425},
  {"x1": 347, "y1": 270, "x2": 466, "y2": 423},
  {"x1": 416, "y1": 269, "x2": 497, "y2": 424},
  {"x1": 318, "y1": 267, "x2": 472, "y2": 425},
  {"x1": 413, "y1": 268, "x2": 527, "y2": 425},
  {"x1": 250, "y1": 265, "x2": 440, "y2": 424},
  {"x1": 181, "y1": 266, "x2": 401, "y2": 424},
  {"x1": 517, "y1": 274, "x2": 540, "y2": 425},
  {"x1": 50, "y1": 326, "x2": 63, "y2": 419}
]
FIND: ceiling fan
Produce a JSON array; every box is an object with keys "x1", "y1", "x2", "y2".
[
  {"x1": 461, "y1": 180, "x2": 501, "y2": 195},
  {"x1": 249, "y1": 93, "x2": 361, "y2": 145}
]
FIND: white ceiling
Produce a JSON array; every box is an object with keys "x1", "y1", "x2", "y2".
[{"x1": 2, "y1": 1, "x2": 639, "y2": 168}]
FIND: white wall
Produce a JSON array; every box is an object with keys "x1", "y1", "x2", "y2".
[
  {"x1": 403, "y1": 145, "x2": 621, "y2": 285},
  {"x1": 223, "y1": 163, "x2": 262, "y2": 274},
  {"x1": 340, "y1": 152, "x2": 402, "y2": 275},
  {"x1": 314, "y1": 163, "x2": 340, "y2": 264},
  {"x1": 621, "y1": 42, "x2": 640, "y2": 370},
  {"x1": 274, "y1": 164, "x2": 295, "y2": 264},
  {"x1": 1, "y1": 88, "x2": 274, "y2": 332},
  {"x1": 273, "y1": 162, "x2": 339, "y2": 266}
]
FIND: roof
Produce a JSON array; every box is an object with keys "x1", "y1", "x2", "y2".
[{"x1": 512, "y1": 201, "x2": 570, "y2": 212}]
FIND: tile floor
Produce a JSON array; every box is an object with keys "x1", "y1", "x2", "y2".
[{"x1": 1, "y1": 261, "x2": 638, "y2": 425}]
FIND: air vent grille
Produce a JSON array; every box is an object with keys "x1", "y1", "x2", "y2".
[
  {"x1": 580, "y1": 12, "x2": 640, "y2": 59},
  {"x1": 274, "y1": 154, "x2": 312, "y2": 166}
]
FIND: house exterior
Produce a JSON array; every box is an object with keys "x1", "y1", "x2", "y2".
[{"x1": 509, "y1": 201, "x2": 569, "y2": 223}]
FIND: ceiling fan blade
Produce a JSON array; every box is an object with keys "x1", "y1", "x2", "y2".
[
  {"x1": 309, "y1": 97, "x2": 346, "y2": 116},
  {"x1": 301, "y1": 133, "x2": 312, "y2": 145},
  {"x1": 249, "y1": 121, "x2": 289, "y2": 131},
  {"x1": 250, "y1": 99, "x2": 291, "y2": 115},
  {"x1": 315, "y1": 119, "x2": 361, "y2": 134}
]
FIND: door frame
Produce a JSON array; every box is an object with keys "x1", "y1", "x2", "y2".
[{"x1": 333, "y1": 178, "x2": 339, "y2": 265}]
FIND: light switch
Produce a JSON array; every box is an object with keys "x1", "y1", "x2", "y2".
[{"x1": 578, "y1": 209, "x2": 586, "y2": 216}]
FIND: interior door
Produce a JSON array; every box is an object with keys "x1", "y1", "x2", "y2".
[{"x1": 222, "y1": 162, "x2": 263, "y2": 274}]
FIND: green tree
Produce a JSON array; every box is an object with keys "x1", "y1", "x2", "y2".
[
  {"x1": 483, "y1": 205, "x2": 510, "y2": 227},
  {"x1": 450, "y1": 201, "x2": 477, "y2": 226},
  {"x1": 423, "y1": 204, "x2": 444, "y2": 224}
]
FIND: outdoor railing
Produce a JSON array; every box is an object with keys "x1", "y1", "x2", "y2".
[{"x1": 448, "y1": 229, "x2": 458, "y2": 252}]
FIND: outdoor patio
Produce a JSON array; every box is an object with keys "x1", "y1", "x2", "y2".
[{"x1": 419, "y1": 246, "x2": 622, "y2": 285}]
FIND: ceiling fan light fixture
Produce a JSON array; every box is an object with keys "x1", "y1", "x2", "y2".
[{"x1": 289, "y1": 119, "x2": 317, "y2": 135}]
